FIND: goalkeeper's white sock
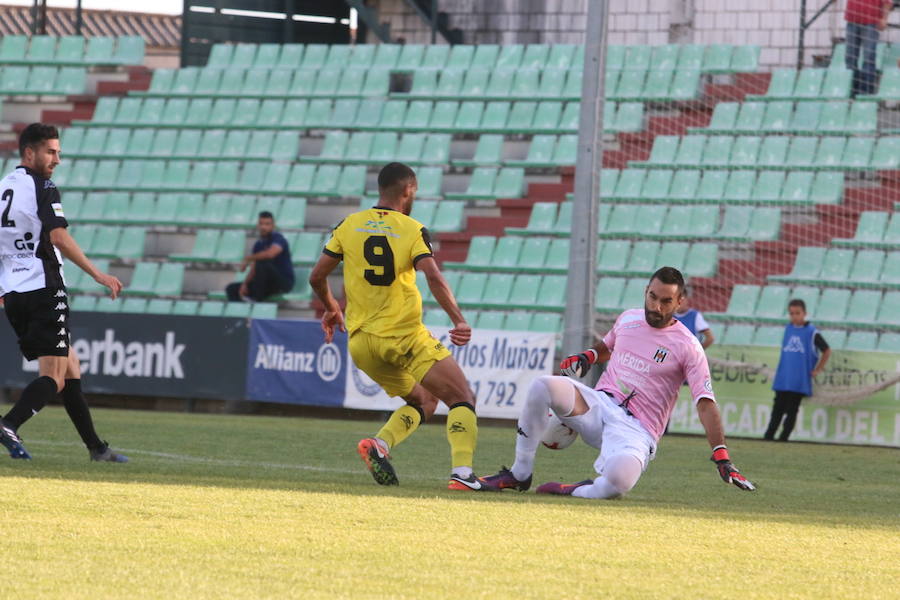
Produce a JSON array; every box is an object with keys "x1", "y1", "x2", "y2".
[
  {"x1": 510, "y1": 376, "x2": 556, "y2": 481},
  {"x1": 572, "y1": 455, "x2": 642, "y2": 499}
]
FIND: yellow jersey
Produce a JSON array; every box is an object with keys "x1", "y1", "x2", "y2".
[{"x1": 324, "y1": 206, "x2": 434, "y2": 337}]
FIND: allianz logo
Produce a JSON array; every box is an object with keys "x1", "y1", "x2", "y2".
[{"x1": 253, "y1": 342, "x2": 341, "y2": 382}]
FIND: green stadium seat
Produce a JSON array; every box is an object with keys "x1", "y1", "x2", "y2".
[
  {"x1": 732, "y1": 102, "x2": 765, "y2": 133},
  {"x1": 870, "y1": 137, "x2": 900, "y2": 169},
  {"x1": 480, "y1": 274, "x2": 515, "y2": 307},
  {"x1": 516, "y1": 237, "x2": 550, "y2": 271},
  {"x1": 415, "y1": 166, "x2": 442, "y2": 198},
  {"x1": 508, "y1": 275, "x2": 541, "y2": 309},
  {"x1": 821, "y1": 68, "x2": 852, "y2": 98},
  {"x1": 842, "y1": 137, "x2": 875, "y2": 169},
  {"x1": 721, "y1": 324, "x2": 755, "y2": 345},
  {"x1": 598, "y1": 239, "x2": 630, "y2": 272},
  {"x1": 595, "y1": 277, "x2": 626, "y2": 311},
  {"x1": 755, "y1": 285, "x2": 790, "y2": 319},
  {"x1": 701, "y1": 102, "x2": 738, "y2": 133},
  {"x1": 845, "y1": 289, "x2": 881, "y2": 326},
  {"x1": 432, "y1": 201, "x2": 465, "y2": 232},
  {"x1": 195, "y1": 300, "x2": 223, "y2": 317},
  {"x1": 816, "y1": 288, "x2": 851, "y2": 323},
  {"x1": 770, "y1": 246, "x2": 826, "y2": 282},
  {"x1": 503, "y1": 311, "x2": 531, "y2": 331},
  {"x1": 684, "y1": 242, "x2": 717, "y2": 277},
  {"x1": 877, "y1": 331, "x2": 900, "y2": 352},
  {"x1": 672, "y1": 135, "x2": 705, "y2": 168},
  {"x1": 726, "y1": 284, "x2": 761, "y2": 319},
  {"x1": 850, "y1": 249, "x2": 885, "y2": 283},
  {"x1": 752, "y1": 325, "x2": 783, "y2": 346},
  {"x1": 834, "y1": 211, "x2": 888, "y2": 246},
  {"x1": 496, "y1": 45, "x2": 524, "y2": 69},
  {"x1": 292, "y1": 232, "x2": 325, "y2": 265},
  {"x1": 845, "y1": 331, "x2": 877, "y2": 352},
  {"x1": 819, "y1": 248, "x2": 855, "y2": 283},
  {"x1": 0, "y1": 35, "x2": 27, "y2": 62}
]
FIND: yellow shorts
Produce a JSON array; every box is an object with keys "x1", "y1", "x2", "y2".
[{"x1": 349, "y1": 326, "x2": 451, "y2": 397}]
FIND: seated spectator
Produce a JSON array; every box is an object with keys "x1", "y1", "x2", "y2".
[{"x1": 226, "y1": 211, "x2": 294, "y2": 302}]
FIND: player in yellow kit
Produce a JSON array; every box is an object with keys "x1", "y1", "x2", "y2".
[{"x1": 309, "y1": 162, "x2": 495, "y2": 491}]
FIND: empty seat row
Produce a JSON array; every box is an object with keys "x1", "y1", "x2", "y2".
[
  {"x1": 750, "y1": 68, "x2": 852, "y2": 101},
  {"x1": 423, "y1": 308, "x2": 562, "y2": 333},
  {"x1": 71, "y1": 225, "x2": 145, "y2": 260},
  {"x1": 716, "y1": 323, "x2": 898, "y2": 352},
  {"x1": 51, "y1": 159, "x2": 366, "y2": 197},
  {"x1": 62, "y1": 192, "x2": 306, "y2": 230},
  {"x1": 597, "y1": 168, "x2": 843, "y2": 205},
  {"x1": 445, "y1": 167, "x2": 525, "y2": 200},
  {"x1": 769, "y1": 247, "x2": 900, "y2": 289},
  {"x1": 120, "y1": 262, "x2": 185, "y2": 298},
  {"x1": 636, "y1": 134, "x2": 899, "y2": 171},
  {"x1": 420, "y1": 271, "x2": 568, "y2": 312},
  {"x1": 140, "y1": 66, "x2": 391, "y2": 99},
  {"x1": 0, "y1": 35, "x2": 144, "y2": 66},
  {"x1": 207, "y1": 42, "x2": 585, "y2": 72},
  {"x1": 171, "y1": 229, "x2": 248, "y2": 264},
  {"x1": 406, "y1": 199, "x2": 466, "y2": 233},
  {"x1": 204, "y1": 42, "x2": 758, "y2": 74},
  {"x1": 397, "y1": 67, "x2": 698, "y2": 102},
  {"x1": 713, "y1": 284, "x2": 900, "y2": 329},
  {"x1": 445, "y1": 235, "x2": 718, "y2": 278},
  {"x1": 82, "y1": 96, "x2": 638, "y2": 135},
  {"x1": 833, "y1": 211, "x2": 900, "y2": 248},
  {"x1": 694, "y1": 100, "x2": 877, "y2": 135},
  {"x1": 61, "y1": 127, "x2": 299, "y2": 161},
  {"x1": 510, "y1": 199, "x2": 778, "y2": 244},
  {"x1": 600, "y1": 203, "x2": 776, "y2": 242},
  {"x1": 300, "y1": 131, "x2": 450, "y2": 166},
  {"x1": 0, "y1": 65, "x2": 85, "y2": 95},
  {"x1": 494, "y1": 134, "x2": 578, "y2": 168},
  {"x1": 70, "y1": 296, "x2": 278, "y2": 319}
]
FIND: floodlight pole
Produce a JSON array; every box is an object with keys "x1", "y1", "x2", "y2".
[{"x1": 562, "y1": 0, "x2": 608, "y2": 359}]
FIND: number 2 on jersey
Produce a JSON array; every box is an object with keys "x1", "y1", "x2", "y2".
[
  {"x1": 1, "y1": 189, "x2": 14, "y2": 228},
  {"x1": 363, "y1": 236, "x2": 395, "y2": 286}
]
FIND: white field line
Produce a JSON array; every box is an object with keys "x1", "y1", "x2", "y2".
[{"x1": 22, "y1": 439, "x2": 443, "y2": 480}]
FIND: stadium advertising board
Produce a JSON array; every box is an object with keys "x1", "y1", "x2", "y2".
[
  {"x1": 344, "y1": 327, "x2": 557, "y2": 419},
  {"x1": 668, "y1": 345, "x2": 900, "y2": 447},
  {"x1": 0, "y1": 313, "x2": 249, "y2": 400},
  {"x1": 245, "y1": 319, "x2": 346, "y2": 406}
]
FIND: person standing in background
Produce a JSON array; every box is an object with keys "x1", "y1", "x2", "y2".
[
  {"x1": 845, "y1": 0, "x2": 893, "y2": 96},
  {"x1": 764, "y1": 299, "x2": 831, "y2": 442},
  {"x1": 674, "y1": 288, "x2": 715, "y2": 350}
]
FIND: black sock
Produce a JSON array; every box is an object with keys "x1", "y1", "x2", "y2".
[
  {"x1": 62, "y1": 379, "x2": 103, "y2": 450},
  {"x1": 3, "y1": 375, "x2": 56, "y2": 429}
]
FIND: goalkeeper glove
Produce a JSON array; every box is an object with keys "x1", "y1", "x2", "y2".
[
  {"x1": 711, "y1": 445, "x2": 756, "y2": 491},
  {"x1": 560, "y1": 349, "x2": 598, "y2": 378}
]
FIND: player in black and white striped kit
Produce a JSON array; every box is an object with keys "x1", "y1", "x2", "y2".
[{"x1": 0, "y1": 123, "x2": 127, "y2": 461}]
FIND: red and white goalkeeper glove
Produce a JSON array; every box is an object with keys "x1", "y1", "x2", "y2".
[
  {"x1": 559, "y1": 349, "x2": 598, "y2": 378},
  {"x1": 711, "y1": 445, "x2": 756, "y2": 491}
]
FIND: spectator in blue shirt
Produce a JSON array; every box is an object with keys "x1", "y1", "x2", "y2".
[
  {"x1": 226, "y1": 211, "x2": 294, "y2": 302},
  {"x1": 674, "y1": 290, "x2": 715, "y2": 350}
]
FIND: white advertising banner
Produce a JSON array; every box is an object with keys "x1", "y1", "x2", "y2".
[{"x1": 344, "y1": 327, "x2": 558, "y2": 419}]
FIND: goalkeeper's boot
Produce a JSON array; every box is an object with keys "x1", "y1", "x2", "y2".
[
  {"x1": 0, "y1": 419, "x2": 30, "y2": 459},
  {"x1": 535, "y1": 479, "x2": 594, "y2": 496},
  {"x1": 90, "y1": 441, "x2": 129, "y2": 463},
  {"x1": 357, "y1": 438, "x2": 398, "y2": 486},
  {"x1": 447, "y1": 473, "x2": 498, "y2": 492},
  {"x1": 481, "y1": 466, "x2": 531, "y2": 492}
]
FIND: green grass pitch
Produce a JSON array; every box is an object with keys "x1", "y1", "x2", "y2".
[{"x1": 2, "y1": 406, "x2": 897, "y2": 599}]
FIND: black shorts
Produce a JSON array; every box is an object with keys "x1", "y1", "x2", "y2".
[{"x1": 4, "y1": 287, "x2": 70, "y2": 361}]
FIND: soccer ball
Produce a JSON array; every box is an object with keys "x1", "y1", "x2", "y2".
[{"x1": 541, "y1": 413, "x2": 577, "y2": 450}]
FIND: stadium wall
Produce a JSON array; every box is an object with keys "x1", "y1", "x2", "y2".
[{"x1": 374, "y1": 0, "x2": 900, "y2": 67}]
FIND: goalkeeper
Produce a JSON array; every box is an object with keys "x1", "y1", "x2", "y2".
[{"x1": 484, "y1": 267, "x2": 755, "y2": 498}]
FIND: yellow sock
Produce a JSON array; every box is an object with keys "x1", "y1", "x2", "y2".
[
  {"x1": 375, "y1": 404, "x2": 423, "y2": 449},
  {"x1": 446, "y1": 403, "x2": 478, "y2": 470}
]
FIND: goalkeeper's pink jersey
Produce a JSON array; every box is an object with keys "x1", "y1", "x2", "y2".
[{"x1": 597, "y1": 308, "x2": 715, "y2": 442}]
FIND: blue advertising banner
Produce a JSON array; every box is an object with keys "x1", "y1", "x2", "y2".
[{"x1": 245, "y1": 319, "x2": 347, "y2": 406}]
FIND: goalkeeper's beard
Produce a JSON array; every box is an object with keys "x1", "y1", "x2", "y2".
[{"x1": 644, "y1": 307, "x2": 672, "y2": 329}]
